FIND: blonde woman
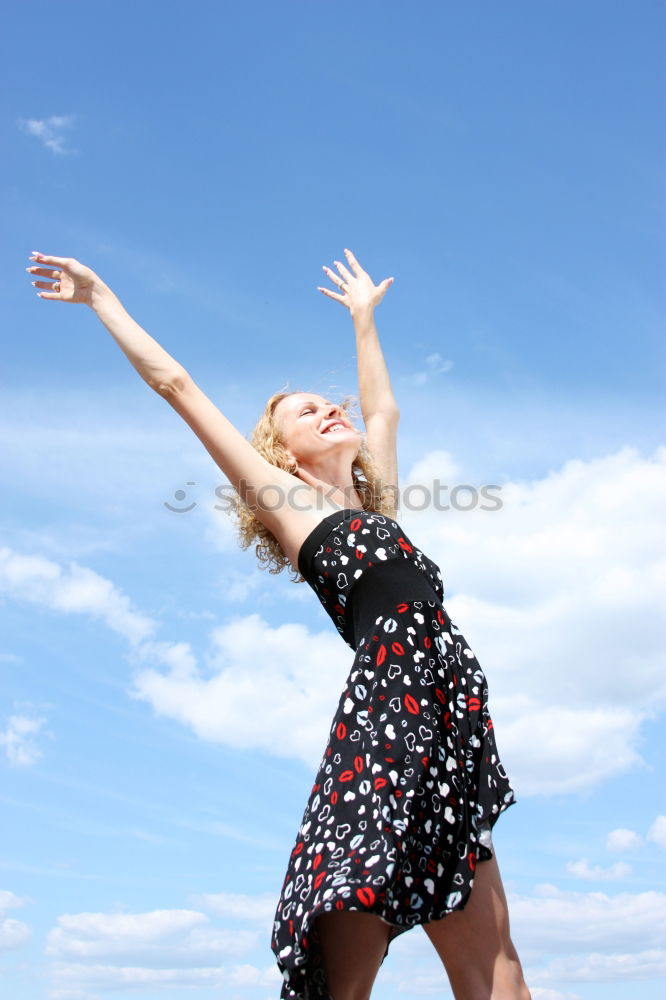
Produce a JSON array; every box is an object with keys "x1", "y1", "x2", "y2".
[{"x1": 27, "y1": 248, "x2": 530, "y2": 1000}]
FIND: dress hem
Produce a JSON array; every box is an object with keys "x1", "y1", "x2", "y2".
[{"x1": 275, "y1": 793, "x2": 518, "y2": 1000}]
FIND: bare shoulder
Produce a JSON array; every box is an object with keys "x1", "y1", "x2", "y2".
[
  {"x1": 160, "y1": 375, "x2": 361, "y2": 571},
  {"x1": 261, "y1": 496, "x2": 354, "y2": 574}
]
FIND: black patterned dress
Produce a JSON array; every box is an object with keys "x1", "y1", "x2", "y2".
[{"x1": 271, "y1": 508, "x2": 517, "y2": 998}]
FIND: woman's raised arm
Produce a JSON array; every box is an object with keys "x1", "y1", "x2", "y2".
[
  {"x1": 26, "y1": 252, "x2": 304, "y2": 526},
  {"x1": 28, "y1": 252, "x2": 189, "y2": 392},
  {"x1": 318, "y1": 248, "x2": 401, "y2": 512}
]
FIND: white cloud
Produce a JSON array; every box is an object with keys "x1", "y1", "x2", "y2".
[
  {"x1": 528, "y1": 949, "x2": 666, "y2": 985},
  {"x1": 0, "y1": 890, "x2": 29, "y2": 917},
  {"x1": 42, "y1": 893, "x2": 285, "y2": 995},
  {"x1": 46, "y1": 907, "x2": 257, "y2": 962},
  {"x1": 50, "y1": 961, "x2": 281, "y2": 990},
  {"x1": 647, "y1": 815, "x2": 666, "y2": 849},
  {"x1": 510, "y1": 884, "x2": 666, "y2": 951},
  {"x1": 0, "y1": 890, "x2": 31, "y2": 951},
  {"x1": 606, "y1": 827, "x2": 643, "y2": 852},
  {"x1": 229, "y1": 963, "x2": 282, "y2": 986},
  {"x1": 50, "y1": 963, "x2": 225, "y2": 988},
  {"x1": 495, "y1": 706, "x2": 643, "y2": 795},
  {"x1": 19, "y1": 114, "x2": 76, "y2": 154},
  {"x1": 129, "y1": 614, "x2": 347, "y2": 768},
  {"x1": 0, "y1": 547, "x2": 156, "y2": 646},
  {"x1": 0, "y1": 712, "x2": 47, "y2": 766},
  {"x1": 0, "y1": 535, "x2": 342, "y2": 770},
  {"x1": 565, "y1": 858, "x2": 632, "y2": 881},
  {"x1": 0, "y1": 916, "x2": 32, "y2": 950},
  {"x1": 407, "y1": 448, "x2": 462, "y2": 485}
]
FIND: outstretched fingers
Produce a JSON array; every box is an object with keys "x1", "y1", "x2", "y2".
[
  {"x1": 27, "y1": 252, "x2": 66, "y2": 300},
  {"x1": 29, "y1": 252, "x2": 69, "y2": 266},
  {"x1": 333, "y1": 257, "x2": 353, "y2": 282},
  {"x1": 27, "y1": 266, "x2": 59, "y2": 278},
  {"x1": 317, "y1": 285, "x2": 346, "y2": 305},
  {"x1": 318, "y1": 248, "x2": 393, "y2": 309},
  {"x1": 343, "y1": 247, "x2": 365, "y2": 276}
]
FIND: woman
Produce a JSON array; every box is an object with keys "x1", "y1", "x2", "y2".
[{"x1": 27, "y1": 247, "x2": 531, "y2": 1000}]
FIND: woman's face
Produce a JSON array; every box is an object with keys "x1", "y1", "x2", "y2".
[{"x1": 274, "y1": 393, "x2": 361, "y2": 468}]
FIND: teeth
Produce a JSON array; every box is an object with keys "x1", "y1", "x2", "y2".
[{"x1": 324, "y1": 424, "x2": 345, "y2": 434}]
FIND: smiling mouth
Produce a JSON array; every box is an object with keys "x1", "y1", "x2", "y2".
[{"x1": 321, "y1": 421, "x2": 349, "y2": 435}]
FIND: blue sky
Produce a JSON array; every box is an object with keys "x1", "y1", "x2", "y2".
[{"x1": 2, "y1": 2, "x2": 665, "y2": 999}]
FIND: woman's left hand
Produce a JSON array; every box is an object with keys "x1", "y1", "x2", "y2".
[{"x1": 318, "y1": 248, "x2": 394, "y2": 316}]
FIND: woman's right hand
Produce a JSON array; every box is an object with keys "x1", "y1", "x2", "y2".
[{"x1": 27, "y1": 252, "x2": 104, "y2": 307}]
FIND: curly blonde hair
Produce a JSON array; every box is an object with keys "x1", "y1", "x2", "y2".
[{"x1": 226, "y1": 387, "x2": 396, "y2": 583}]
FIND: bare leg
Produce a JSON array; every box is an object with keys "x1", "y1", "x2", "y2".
[
  {"x1": 422, "y1": 852, "x2": 531, "y2": 1000},
  {"x1": 315, "y1": 910, "x2": 392, "y2": 1000}
]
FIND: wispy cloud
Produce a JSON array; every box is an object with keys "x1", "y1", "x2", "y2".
[
  {"x1": 43, "y1": 903, "x2": 275, "y2": 995},
  {"x1": 0, "y1": 711, "x2": 47, "y2": 766},
  {"x1": 0, "y1": 546, "x2": 156, "y2": 646},
  {"x1": 647, "y1": 815, "x2": 666, "y2": 850},
  {"x1": 18, "y1": 114, "x2": 76, "y2": 155},
  {"x1": 606, "y1": 828, "x2": 643, "y2": 852},
  {"x1": 565, "y1": 858, "x2": 632, "y2": 881},
  {"x1": 403, "y1": 351, "x2": 454, "y2": 386},
  {"x1": 0, "y1": 889, "x2": 32, "y2": 951},
  {"x1": 45, "y1": 908, "x2": 258, "y2": 960}
]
